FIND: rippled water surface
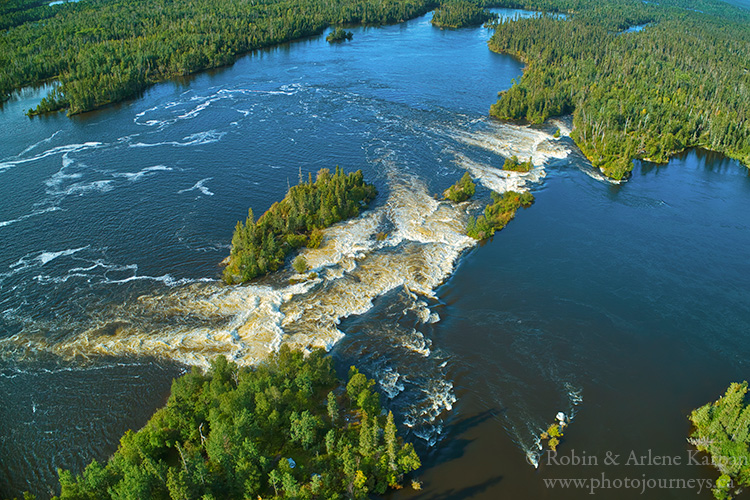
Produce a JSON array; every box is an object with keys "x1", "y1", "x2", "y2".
[{"x1": 1, "y1": 10, "x2": 749, "y2": 500}]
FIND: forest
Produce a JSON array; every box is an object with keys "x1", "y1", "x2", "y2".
[
  {"x1": 430, "y1": 0, "x2": 496, "y2": 28},
  {"x1": 48, "y1": 346, "x2": 422, "y2": 499},
  {"x1": 0, "y1": 0, "x2": 437, "y2": 115},
  {"x1": 689, "y1": 381, "x2": 750, "y2": 500},
  {"x1": 485, "y1": 0, "x2": 750, "y2": 179},
  {"x1": 223, "y1": 167, "x2": 377, "y2": 284}
]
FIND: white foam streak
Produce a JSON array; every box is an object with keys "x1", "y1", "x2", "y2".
[
  {"x1": 18, "y1": 130, "x2": 63, "y2": 157},
  {"x1": 111, "y1": 165, "x2": 172, "y2": 182},
  {"x1": 130, "y1": 130, "x2": 225, "y2": 148},
  {"x1": 10, "y1": 246, "x2": 90, "y2": 271},
  {"x1": 0, "y1": 207, "x2": 62, "y2": 229},
  {"x1": 0, "y1": 142, "x2": 103, "y2": 173},
  {"x1": 178, "y1": 178, "x2": 214, "y2": 196}
]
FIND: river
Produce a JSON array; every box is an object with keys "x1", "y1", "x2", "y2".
[{"x1": 1, "y1": 10, "x2": 749, "y2": 500}]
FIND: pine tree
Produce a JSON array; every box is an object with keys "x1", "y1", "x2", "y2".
[
  {"x1": 385, "y1": 411, "x2": 397, "y2": 471},
  {"x1": 327, "y1": 391, "x2": 338, "y2": 423}
]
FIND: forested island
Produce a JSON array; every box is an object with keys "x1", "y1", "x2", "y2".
[
  {"x1": 1, "y1": 0, "x2": 438, "y2": 115},
  {"x1": 467, "y1": 190, "x2": 533, "y2": 240},
  {"x1": 502, "y1": 155, "x2": 533, "y2": 173},
  {"x1": 49, "y1": 347, "x2": 422, "y2": 499},
  {"x1": 430, "y1": 0, "x2": 496, "y2": 28},
  {"x1": 223, "y1": 167, "x2": 377, "y2": 284},
  {"x1": 443, "y1": 171, "x2": 476, "y2": 202},
  {"x1": 486, "y1": 0, "x2": 750, "y2": 179}
]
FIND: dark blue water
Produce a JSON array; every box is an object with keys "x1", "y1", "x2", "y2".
[
  {"x1": 1, "y1": 9, "x2": 750, "y2": 500},
  {"x1": 386, "y1": 149, "x2": 750, "y2": 499}
]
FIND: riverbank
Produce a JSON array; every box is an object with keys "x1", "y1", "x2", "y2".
[
  {"x1": 3, "y1": 0, "x2": 439, "y2": 116},
  {"x1": 486, "y1": 0, "x2": 750, "y2": 180}
]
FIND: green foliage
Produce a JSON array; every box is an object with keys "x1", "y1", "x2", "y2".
[
  {"x1": 443, "y1": 171, "x2": 476, "y2": 202},
  {"x1": 1, "y1": 0, "x2": 437, "y2": 112},
  {"x1": 502, "y1": 155, "x2": 533, "y2": 172},
  {"x1": 292, "y1": 255, "x2": 309, "y2": 274},
  {"x1": 223, "y1": 167, "x2": 377, "y2": 284},
  {"x1": 327, "y1": 391, "x2": 339, "y2": 423},
  {"x1": 52, "y1": 346, "x2": 421, "y2": 500},
  {"x1": 466, "y1": 190, "x2": 534, "y2": 239},
  {"x1": 3, "y1": 492, "x2": 36, "y2": 500},
  {"x1": 431, "y1": 0, "x2": 496, "y2": 28},
  {"x1": 326, "y1": 27, "x2": 354, "y2": 42},
  {"x1": 486, "y1": 0, "x2": 750, "y2": 178},
  {"x1": 689, "y1": 382, "x2": 750, "y2": 500}
]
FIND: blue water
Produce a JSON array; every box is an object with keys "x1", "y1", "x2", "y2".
[{"x1": 1, "y1": 10, "x2": 749, "y2": 500}]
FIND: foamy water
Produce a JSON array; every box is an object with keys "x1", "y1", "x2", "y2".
[
  {"x1": 0, "y1": 114, "x2": 571, "y2": 448},
  {"x1": 0, "y1": 168, "x2": 472, "y2": 365}
]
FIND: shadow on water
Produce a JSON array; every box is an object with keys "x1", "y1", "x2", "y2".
[
  {"x1": 418, "y1": 409, "x2": 501, "y2": 465},
  {"x1": 409, "y1": 475, "x2": 504, "y2": 500}
]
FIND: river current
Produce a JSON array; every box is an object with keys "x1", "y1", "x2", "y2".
[{"x1": 1, "y1": 10, "x2": 749, "y2": 500}]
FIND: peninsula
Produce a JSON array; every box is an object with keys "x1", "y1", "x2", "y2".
[{"x1": 487, "y1": 0, "x2": 750, "y2": 179}]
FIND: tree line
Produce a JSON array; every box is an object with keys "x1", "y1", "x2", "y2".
[
  {"x1": 689, "y1": 381, "x2": 750, "y2": 500},
  {"x1": 485, "y1": 0, "x2": 750, "y2": 179},
  {"x1": 1, "y1": 0, "x2": 438, "y2": 115},
  {"x1": 48, "y1": 346, "x2": 421, "y2": 499},
  {"x1": 431, "y1": 0, "x2": 497, "y2": 28},
  {"x1": 223, "y1": 167, "x2": 377, "y2": 284}
]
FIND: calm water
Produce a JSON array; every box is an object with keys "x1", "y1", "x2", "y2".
[{"x1": 1, "y1": 10, "x2": 749, "y2": 499}]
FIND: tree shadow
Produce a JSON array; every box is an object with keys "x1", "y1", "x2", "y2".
[
  {"x1": 408, "y1": 475, "x2": 504, "y2": 500},
  {"x1": 417, "y1": 408, "x2": 504, "y2": 467}
]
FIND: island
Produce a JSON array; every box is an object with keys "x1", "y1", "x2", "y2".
[
  {"x1": 326, "y1": 27, "x2": 353, "y2": 42},
  {"x1": 502, "y1": 155, "x2": 533, "y2": 173},
  {"x1": 223, "y1": 167, "x2": 376, "y2": 284},
  {"x1": 430, "y1": 0, "x2": 497, "y2": 29},
  {"x1": 487, "y1": 0, "x2": 750, "y2": 179},
  {"x1": 443, "y1": 171, "x2": 476, "y2": 202},
  {"x1": 52, "y1": 347, "x2": 422, "y2": 499},
  {"x1": 467, "y1": 190, "x2": 534, "y2": 240}
]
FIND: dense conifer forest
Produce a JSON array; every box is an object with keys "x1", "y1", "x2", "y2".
[
  {"x1": 430, "y1": 0, "x2": 496, "y2": 28},
  {"x1": 4, "y1": 0, "x2": 749, "y2": 180},
  {"x1": 485, "y1": 0, "x2": 750, "y2": 178},
  {"x1": 689, "y1": 382, "x2": 750, "y2": 500},
  {"x1": 49, "y1": 347, "x2": 422, "y2": 499},
  {"x1": 0, "y1": 0, "x2": 437, "y2": 115},
  {"x1": 223, "y1": 167, "x2": 377, "y2": 284}
]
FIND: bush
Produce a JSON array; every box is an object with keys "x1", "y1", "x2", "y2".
[
  {"x1": 443, "y1": 171, "x2": 476, "y2": 202},
  {"x1": 292, "y1": 255, "x2": 308, "y2": 273}
]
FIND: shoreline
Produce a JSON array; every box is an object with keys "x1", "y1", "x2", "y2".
[{"x1": 12, "y1": 3, "x2": 440, "y2": 117}]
